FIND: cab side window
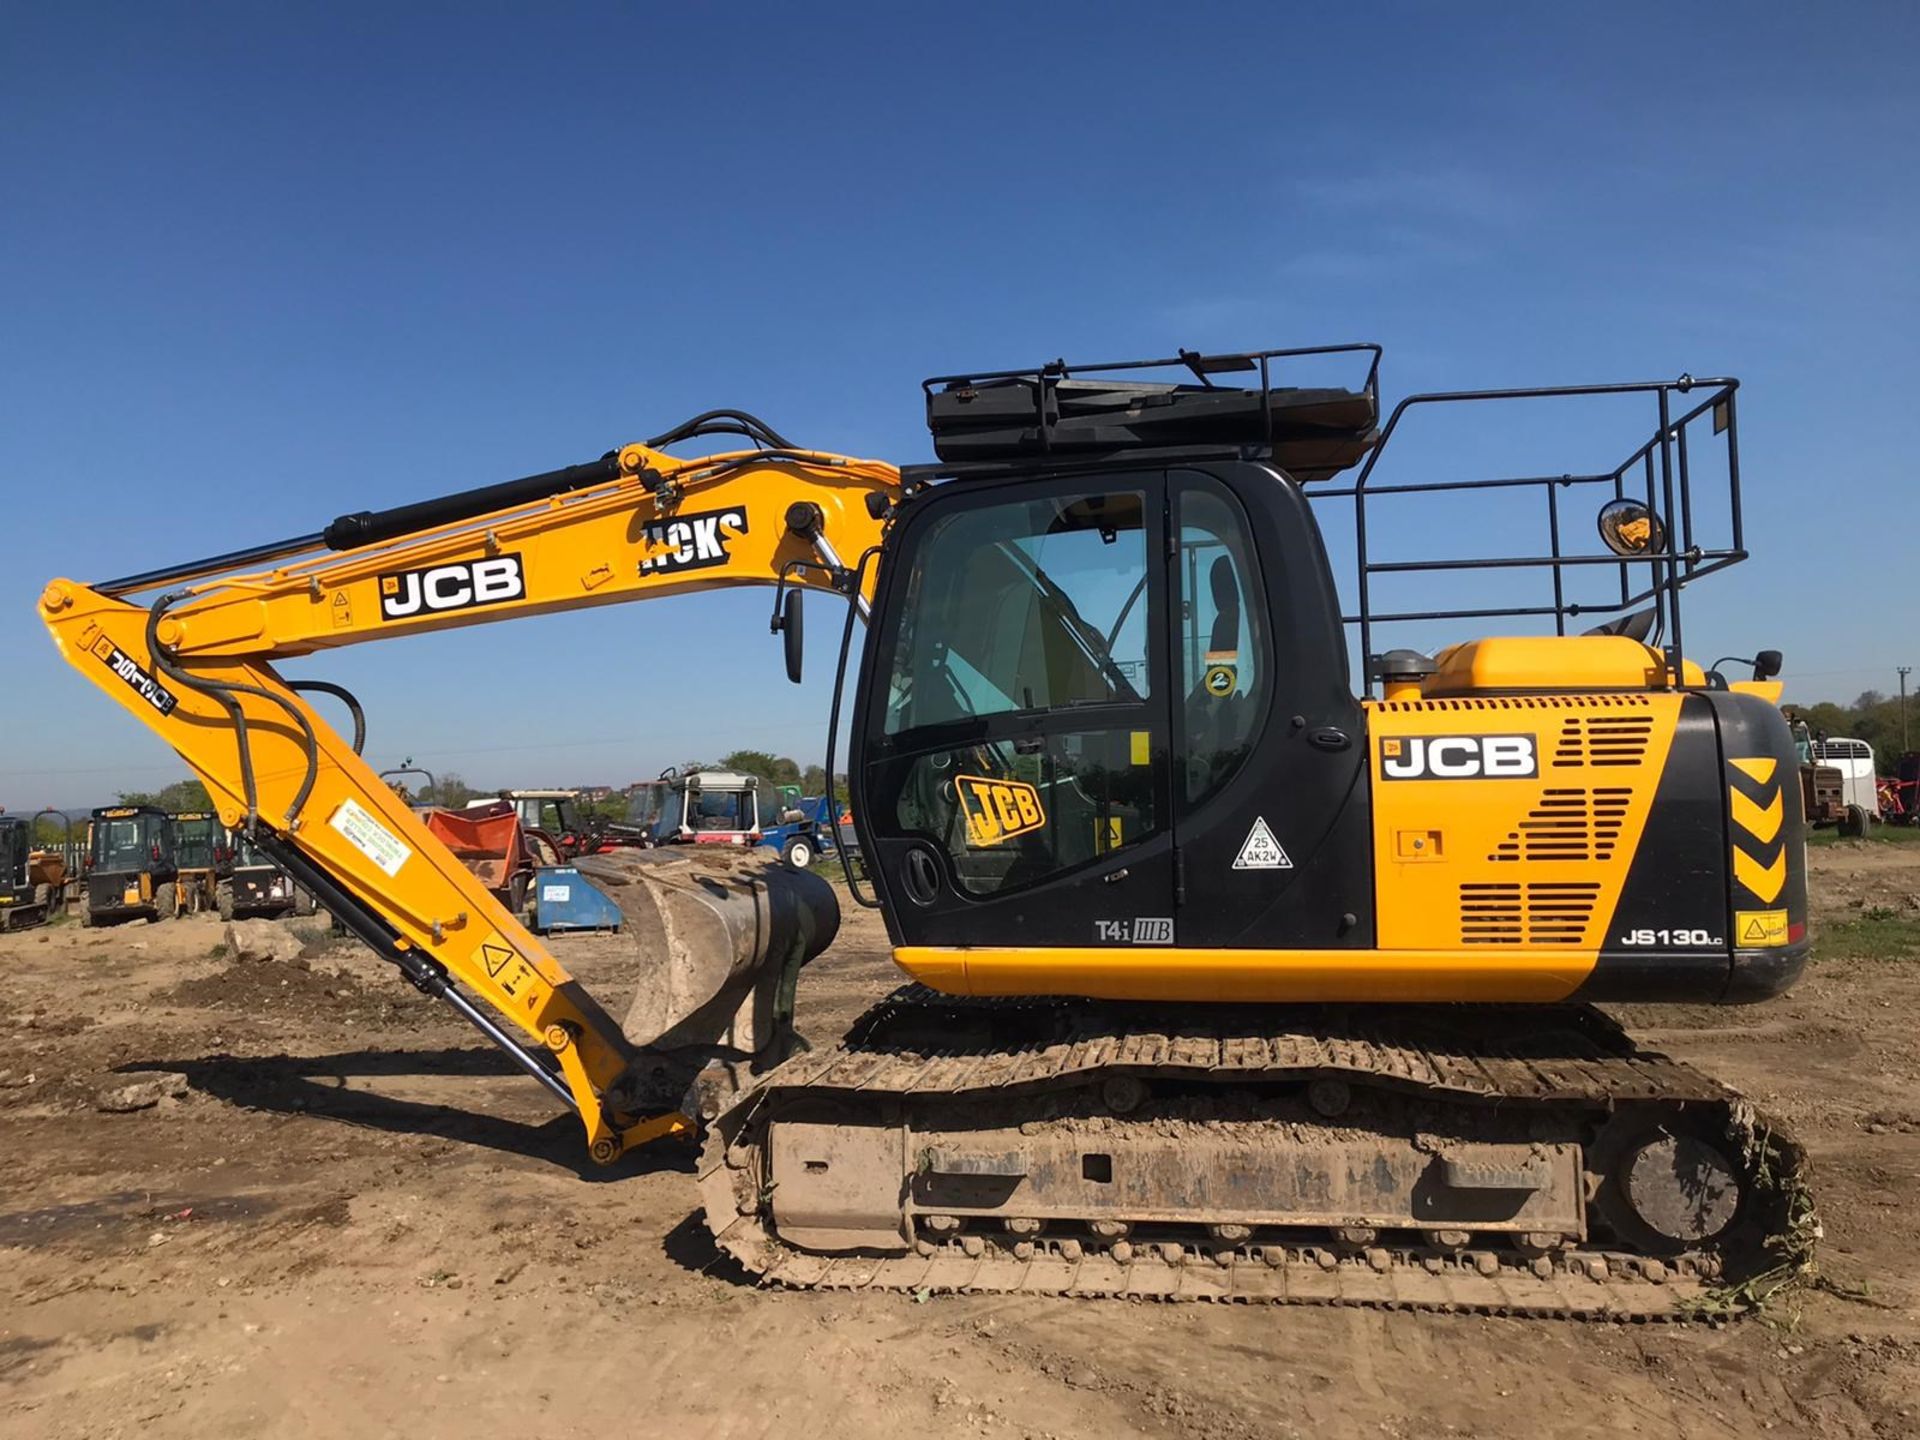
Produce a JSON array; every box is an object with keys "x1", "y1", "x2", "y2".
[{"x1": 1176, "y1": 477, "x2": 1267, "y2": 808}]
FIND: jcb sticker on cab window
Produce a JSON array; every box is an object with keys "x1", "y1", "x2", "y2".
[
  {"x1": 1379, "y1": 733, "x2": 1538, "y2": 780},
  {"x1": 957, "y1": 775, "x2": 1045, "y2": 847}
]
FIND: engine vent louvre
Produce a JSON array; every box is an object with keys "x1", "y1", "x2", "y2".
[
  {"x1": 1488, "y1": 787, "x2": 1633, "y2": 862},
  {"x1": 1459, "y1": 882, "x2": 1602, "y2": 945},
  {"x1": 1550, "y1": 714, "x2": 1656, "y2": 768}
]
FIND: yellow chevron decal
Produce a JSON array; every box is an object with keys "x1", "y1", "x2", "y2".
[
  {"x1": 1734, "y1": 845, "x2": 1787, "y2": 904},
  {"x1": 1731, "y1": 785, "x2": 1784, "y2": 843},
  {"x1": 1730, "y1": 757, "x2": 1777, "y2": 785}
]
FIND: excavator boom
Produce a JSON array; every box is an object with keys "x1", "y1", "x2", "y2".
[{"x1": 40, "y1": 432, "x2": 897, "y2": 1161}]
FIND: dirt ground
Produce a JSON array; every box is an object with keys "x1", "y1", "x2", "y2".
[{"x1": 3, "y1": 844, "x2": 1918, "y2": 1440}]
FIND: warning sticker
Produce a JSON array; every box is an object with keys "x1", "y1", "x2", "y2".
[
  {"x1": 540, "y1": 884, "x2": 571, "y2": 904},
  {"x1": 1735, "y1": 908, "x2": 1790, "y2": 948},
  {"x1": 480, "y1": 942, "x2": 514, "y2": 977},
  {"x1": 1233, "y1": 817, "x2": 1292, "y2": 871},
  {"x1": 327, "y1": 797, "x2": 412, "y2": 877}
]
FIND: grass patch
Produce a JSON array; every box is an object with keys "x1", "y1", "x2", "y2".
[
  {"x1": 1809, "y1": 824, "x2": 1920, "y2": 847},
  {"x1": 207, "y1": 942, "x2": 229, "y2": 959},
  {"x1": 1816, "y1": 911, "x2": 1920, "y2": 962}
]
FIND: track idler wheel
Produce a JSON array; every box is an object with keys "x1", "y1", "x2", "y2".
[{"x1": 1593, "y1": 1115, "x2": 1744, "y2": 1255}]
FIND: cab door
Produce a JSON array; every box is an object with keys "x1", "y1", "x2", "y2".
[
  {"x1": 1164, "y1": 465, "x2": 1374, "y2": 948},
  {"x1": 854, "y1": 473, "x2": 1177, "y2": 948}
]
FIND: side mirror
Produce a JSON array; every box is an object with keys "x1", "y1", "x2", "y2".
[
  {"x1": 1753, "y1": 650, "x2": 1783, "y2": 681},
  {"x1": 1596, "y1": 499, "x2": 1666, "y2": 557},
  {"x1": 781, "y1": 589, "x2": 805, "y2": 684}
]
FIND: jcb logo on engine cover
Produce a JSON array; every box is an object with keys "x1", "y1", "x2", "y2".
[
  {"x1": 957, "y1": 775, "x2": 1045, "y2": 847},
  {"x1": 379, "y1": 555, "x2": 525, "y2": 621},
  {"x1": 639, "y1": 506, "x2": 749, "y2": 575},
  {"x1": 1379, "y1": 734, "x2": 1538, "y2": 781}
]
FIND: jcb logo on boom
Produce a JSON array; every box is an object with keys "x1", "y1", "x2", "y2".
[
  {"x1": 639, "y1": 506, "x2": 749, "y2": 575},
  {"x1": 378, "y1": 555, "x2": 526, "y2": 621},
  {"x1": 1378, "y1": 734, "x2": 1538, "y2": 781}
]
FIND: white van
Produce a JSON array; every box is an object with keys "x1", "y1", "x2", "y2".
[{"x1": 1808, "y1": 738, "x2": 1879, "y2": 820}]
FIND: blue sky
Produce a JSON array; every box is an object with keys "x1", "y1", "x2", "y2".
[{"x1": 3, "y1": 3, "x2": 1916, "y2": 807}]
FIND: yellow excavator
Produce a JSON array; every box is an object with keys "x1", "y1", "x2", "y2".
[{"x1": 38, "y1": 347, "x2": 1811, "y2": 1317}]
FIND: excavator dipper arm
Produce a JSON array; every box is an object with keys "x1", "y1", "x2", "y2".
[{"x1": 38, "y1": 435, "x2": 899, "y2": 1162}]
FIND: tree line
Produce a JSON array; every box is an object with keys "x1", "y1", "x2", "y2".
[
  {"x1": 23, "y1": 751, "x2": 844, "y2": 844},
  {"x1": 1785, "y1": 691, "x2": 1915, "y2": 774}
]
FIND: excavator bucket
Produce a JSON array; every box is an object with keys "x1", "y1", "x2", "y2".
[{"x1": 558, "y1": 847, "x2": 840, "y2": 1121}]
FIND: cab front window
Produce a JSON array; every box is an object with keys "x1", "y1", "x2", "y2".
[
  {"x1": 883, "y1": 490, "x2": 1150, "y2": 735},
  {"x1": 873, "y1": 483, "x2": 1163, "y2": 898}
]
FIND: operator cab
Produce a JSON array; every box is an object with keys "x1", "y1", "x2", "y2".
[
  {"x1": 851, "y1": 348, "x2": 1379, "y2": 951},
  {"x1": 635, "y1": 769, "x2": 766, "y2": 847},
  {"x1": 88, "y1": 806, "x2": 174, "y2": 875},
  {"x1": 170, "y1": 812, "x2": 227, "y2": 874},
  {"x1": 83, "y1": 804, "x2": 178, "y2": 925}
]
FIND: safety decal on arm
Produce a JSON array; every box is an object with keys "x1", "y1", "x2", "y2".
[{"x1": 328, "y1": 798, "x2": 413, "y2": 877}]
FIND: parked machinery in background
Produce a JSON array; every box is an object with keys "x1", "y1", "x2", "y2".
[
  {"x1": 1787, "y1": 717, "x2": 1852, "y2": 833},
  {"x1": 378, "y1": 763, "x2": 439, "y2": 811},
  {"x1": 1881, "y1": 753, "x2": 1920, "y2": 827},
  {"x1": 642, "y1": 769, "x2": 767, "y2": 849},
  {"x1": 81, "y1": 805, "x2": 178, "y2": 925},
  {"x1": 0, "y1": 815, "x2": 56, "y2": 930},
  {"x1": 168, "y1": 810, "x2": 231, "y2": 914},
  {"x1": 470, "y1": 788, "x2": 613, "y2": 861},
  {"x1": 1795, "y1": 729, "x2": 1879, "y2": 837},
  {"x1": 451, "y1": 791, "x2": 625, "y2": 933},
  {"x1": 757, "y1": 793, "x2": 842, "y2": 870},
  {"x1": 611, "y1": 775, "x2": 673, "y2": 848},
  {"x1": 217, "y1": 831, "x2": 317, "y2": 920},
  {"x1": 28, "y1": 809, "x2": 82, "y2": 916}
]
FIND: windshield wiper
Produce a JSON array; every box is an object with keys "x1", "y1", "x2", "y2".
[{"x1": 1020, "y1": 559, "x2": 1143, "y2": 704}]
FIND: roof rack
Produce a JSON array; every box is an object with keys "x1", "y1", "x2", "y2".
[
  {"x1": 922, "y1": 344, "x2": 1382, "y2": 482},
  {"x1": 1310, "y1": 375, "x2": 1746, "y2": 693}
]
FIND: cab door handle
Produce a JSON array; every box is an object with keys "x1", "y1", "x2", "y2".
[
  {"x1": 1103, "y1": 867, "x2": 1130, "y2": 883},
  {"x1": 1308, "y1": 727, "x2": 1351, "y2": 752}
]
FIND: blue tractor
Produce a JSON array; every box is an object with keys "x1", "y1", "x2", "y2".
[{"x1": 755, "y1": 793, "x2": 843, "y2": 871}]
